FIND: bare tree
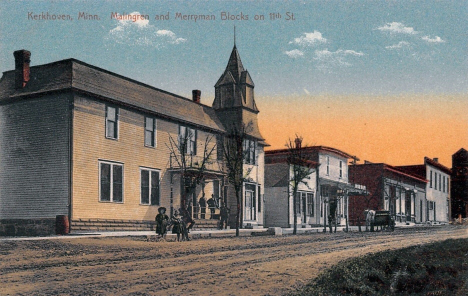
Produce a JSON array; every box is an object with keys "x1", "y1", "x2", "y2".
[
  {"x1": 219, "y1": 122, "x2": 254, "y2": 237},
  {"x1": 167, "y1": 128, "x2": 216, "y2": 213},
  {"x1": 286, "y1": 136, "x2": 315, "y2": 235}
]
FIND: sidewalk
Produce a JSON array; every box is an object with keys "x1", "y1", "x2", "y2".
[{"x1": 0, "y1": 223, "x2": 433, "y2": 242}]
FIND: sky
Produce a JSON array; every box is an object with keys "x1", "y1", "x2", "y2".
[{"x1": 0, "y1": 0, "x2": 466, "y2": 167}]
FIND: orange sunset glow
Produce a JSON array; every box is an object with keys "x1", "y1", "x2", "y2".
[{"x1": 258, "y1": 94, "x2": 468, "y2": 168}]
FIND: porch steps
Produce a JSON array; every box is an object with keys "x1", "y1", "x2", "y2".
[
  {"x1": 71, "y1": 219, "x2": 155, "y2": 232},
  {"x1": 193, "y1": 219, "x2": 220, "y2": 230},
  {"x1": 70, "y1": 218, "x2": 221, "y2": 232}
]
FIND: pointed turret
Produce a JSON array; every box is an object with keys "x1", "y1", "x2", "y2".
[
  {"x1": 213, "y1": 45, "x2": 258, "y2": 112},
  {"x1": 213, "y1": 44, "x2": 264, "y2": 143}
]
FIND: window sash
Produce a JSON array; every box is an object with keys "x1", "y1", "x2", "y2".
[
  {"x1": 141, "y1": 168, "x2": 160, "y2": 205},
  {"x1": 100, "y1": 161, "x2": 123, "y2": 202},
  {"x1": 179, "y1": 126, "x2": 196, "y2": 155},
  {"x1": 307, "y1": 193, "x2": 314, "y2": 217},
  {"x1": 105, "y1": 106, "x2": 118, "y2": 139},
  {"x1": 144, "y1": 117, "x2": 156, "y2": 147}
]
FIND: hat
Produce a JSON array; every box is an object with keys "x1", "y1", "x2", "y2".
[{"x1": 158, "y1": 207, "x2": 166, "y2": 214}]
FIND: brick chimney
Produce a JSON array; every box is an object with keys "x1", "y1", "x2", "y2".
[
  {"x1": 14, "y1": 50, "x2": 31, "y2": 89},
  {"x1": 192, "y1": 89, "x2": 201, "y2": 103},
  {"x1": 433, "y1": 157, "x2": 439, "y2": 162}
]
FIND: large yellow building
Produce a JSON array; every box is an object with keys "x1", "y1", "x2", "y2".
[{"x1": 0, "y1": 46, "x2": 266, "y2": 235}]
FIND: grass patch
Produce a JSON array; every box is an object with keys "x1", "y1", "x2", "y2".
[{"x1": 291, "y1": 239, "x2": 468, "y2": 295}]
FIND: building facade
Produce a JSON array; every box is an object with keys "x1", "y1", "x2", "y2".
[
  {"x1": 397, "y1": 157, "x2": 451, "y2": 223},
  {"x1": 264, "y1": 152, "x2": 318, "y2": 228},
  {"x1": 451, "y1": 148, "x2": 468, "y2": 219},
  {"x1": 349, "y1": 163, "x2": 427, "y2": 225},
  {"x1": 265, "y1": 146, "x2": 364, "y2": 228},
  {"x1": 0, "y1": 46, "x2": 266, "y2": 235}
]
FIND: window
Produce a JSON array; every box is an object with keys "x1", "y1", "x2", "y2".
[
  {"x1": 326, "y1": 156, "x2": 330, "y2": 175},
  {"x1": 105, "y1": 106, "x2": 118, "y2": 139},
  {"x1": 295, "y1": 192, "x2": 301, "y2": 214},
  {"x1": 439, "y1": 174, "x2": 442, "y2": 191},
  {"x1": 339, "y1": 161, "x2": 343, "y2": 178},
  {"x1": 144, "y1": 117, "x2": 157, "y2": 147},
  {"x1": 99, "y1": 161, "x2": 123, "y2": 202},
  {"x1": 430, "y1": 170, "x2": 432, "y2": 188},
  {"x1": 216, "y1": 134, "x2": 224, "y2": 160},
  {"x1": 140, "y1": 168, "x2": 160, "y2": 205},
  {"x1": 243, "y1": 139, "x2": 256, "y2": 165},
  {"x1": 257, "y1": 185, "x2": 262, "y2": 212},
  {"x1": 179, "y1": 125, "x2": 197, "y2": 155},
  {"x1": 443, "y1": 176, "x2": 445, "y2": 192},
  {"x1": 434, "y1": 172, "x2": 437, "y2": 190},
  {"x1": 307, "y1": 193, "x2": 314, "y2": 217}
]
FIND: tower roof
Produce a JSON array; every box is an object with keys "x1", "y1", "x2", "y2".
[{"x1": 225, "y1": 45, "x2": 244, "y2": 83}]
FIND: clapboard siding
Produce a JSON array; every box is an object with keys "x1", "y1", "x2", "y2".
[
  {"x1": 72, "y1": 93, "x2": 221, "y2": 221},
  {"x1": 0, "y1": 94, "x2": 71, "y2": 219}
]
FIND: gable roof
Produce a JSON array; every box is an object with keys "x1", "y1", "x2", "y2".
[
  {"x1": 266, "y1": 145, "x2": 355, "y2": 160},
  {"x1": 0, "y1": 59, "x2": 226, "y2": 133}
]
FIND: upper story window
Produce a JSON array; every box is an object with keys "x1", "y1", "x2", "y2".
[
  {"x1": 216, "y1": 134, "x2": 224, "y2": 161},
  {"x1": 179, "y1": 125, "x2": 197, "y2": 155},
  {"x1": 326, "y1": 156, "x2": 330, "y2": 175},
  {"x1": 243, "y1": 139, "x2": 256, "y2": 165},
  {"x1": 105, "y1": 106, "x2": 118, "y2": 139},
  {"x1": 442, "y1": 176, "x2": 445, "y2": 192},
  {"x1": 144, "y1": 117, "x2": 157, "y2": 147},
  {"x1": 339, "y1": 161, "x2": 343, "y2": 178},
  {"x1": 434, "y1": 172, "x2": 437, "y2": 190},
  {"x1": 99, "y1": 160, "x2": 123, "y2": 203},
  {"x1": 439, "y1": 174, "x2": 442, "y2": 191},
  {"x1": 429, "y1": 170, "x2": 433, "y2": 188}
]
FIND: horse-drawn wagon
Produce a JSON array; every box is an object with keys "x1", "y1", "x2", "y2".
[{"x1": 365, "y1": 210, "x2": 395, "y2": 232}]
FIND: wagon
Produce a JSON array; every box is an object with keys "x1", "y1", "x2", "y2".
[
  {"x1": 365, "y1": 210, "x2": 395, "y2": 232},
  {"x1": 372, "y1": 211, "x2": 395, "y2": 231}
]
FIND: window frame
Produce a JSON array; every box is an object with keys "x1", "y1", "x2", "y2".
[
  {"x1": 99, "y1": 160, "x2": 124, "y2": 203},
  {"x1": 140, "y1": 167, "x2": 161, "y2": 206},
  {"x1": 178, "y1": 125, "x2": 197, "y2": 155},
  {"x1": 144, "y1": 116, "x2": 157, "y2": 148},
  {"x1": 105, "y1": 105, "x2": 119, "y2": 140}
]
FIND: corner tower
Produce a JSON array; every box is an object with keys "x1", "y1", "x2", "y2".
[{"x1": 213, "y1": 45, "x2": 264, "y2": 141}]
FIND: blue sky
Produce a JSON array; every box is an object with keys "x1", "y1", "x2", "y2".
[{"x1": 0, "y1": 0, "x2": 466, "y2": 99}]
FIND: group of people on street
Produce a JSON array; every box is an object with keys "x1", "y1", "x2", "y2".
[
  {"x1": 155, "y1": 206, "x2": 195, "y2": 242},
  {"x1": 155, "y1": 195, "x2": 231, "y2": 241}
]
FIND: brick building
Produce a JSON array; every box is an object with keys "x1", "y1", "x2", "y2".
[
  {"x1": 0, "y1": 45, "x2": 266, "y2": 235},
  {"x1": 451, "y1": 148, "x2": 468, "y2": 218},
  {"x1": 349, "y1": 163, "x2": 427, "y2": 225}
]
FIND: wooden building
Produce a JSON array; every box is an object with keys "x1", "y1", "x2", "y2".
[
  {"x1": 265, "y1": 146, "x2": 364, "y2": 228},
  {"x1": 397, "y1": 157, "x2": 451, "y2": 223},
  {"x1": 0, "y1": 46, "x2": 266, "y2": 235}
]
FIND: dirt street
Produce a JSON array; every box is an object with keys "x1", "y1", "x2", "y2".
[{"x1": 1, "y1": 226, "x2": 467, "y2": 296}]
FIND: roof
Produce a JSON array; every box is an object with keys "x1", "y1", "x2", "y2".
[
  {"x1": 266, "y1": 145, "x2": 356, "y2": 160},
  {"x1": 0, "y1": 59, "x2": 226, "y2": 133},
  {"x1": 397, "y1": 157, "x2": 452, "y2": 176},
  {"x1": 352, "y1": 162, "x2": 428, "y2": 183}
]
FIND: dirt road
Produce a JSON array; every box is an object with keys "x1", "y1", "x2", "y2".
[{"x1": 1, "y1": 226, "x2": 467, "y2": 296}]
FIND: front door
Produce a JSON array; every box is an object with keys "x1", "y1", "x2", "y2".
[
  {"x1": 302, "y1": 193, "x2": 307, "y2": 223},
  {"x1": 405, "y1": 192, "x2": 412, "y2": 222},
  {"x1": 245, "y1": 184, "x2": 256, "y2": 221}
]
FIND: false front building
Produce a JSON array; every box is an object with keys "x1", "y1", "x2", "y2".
[{"x1": 0, "y1": 46, "x2": 266, "y2": 236}]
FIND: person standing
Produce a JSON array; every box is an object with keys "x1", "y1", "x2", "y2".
[
  {"x1": 171, "y1": 210, "x2": 183, "y2": 242},
  {"x1": 219, "y1": 204, "x2": 230, "y2": 230},
  {"x1": 207, "y1": 194, "x2": 216, "y2": 219},
  {"x1": 199, "y1": 195, "x2": 207, "y2": 219},
  {"x1": 155, "y1": 207, "x2": 169, "y2": 238}
]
